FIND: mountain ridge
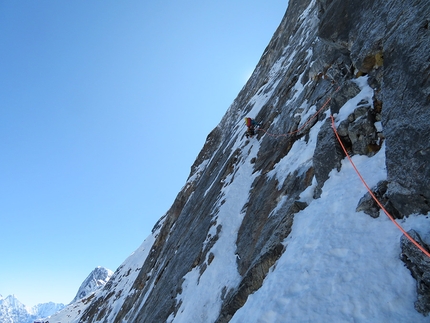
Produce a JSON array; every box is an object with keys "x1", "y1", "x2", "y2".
[
  {"x1": 48, "y1": 0, "x2": 430, "y2": 321},
  {"x1": 0, "y1": 294, "x2": 64, "y2": 323},
  {"x1": 0, "y1": 266, "x2": 113, "y2": 323}
]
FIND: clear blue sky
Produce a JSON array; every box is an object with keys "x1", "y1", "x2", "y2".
[{"x1": 0, "y1": 1, "x2": 288, "y2": 307}]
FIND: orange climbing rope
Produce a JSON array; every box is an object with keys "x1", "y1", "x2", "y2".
[
  {"x1": 253, "y1": 77, "x2": 429, "y2": 258},
  {"x1": 330, "y1": 114, "x2": 430, "y2": 259},
  {"x1": 256, "y1": 84, "x2": 341, "y2": 138}
]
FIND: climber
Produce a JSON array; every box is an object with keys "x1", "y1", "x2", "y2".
[{"x1": 244, "y1": 117, "x2": 259, "y2": 138}]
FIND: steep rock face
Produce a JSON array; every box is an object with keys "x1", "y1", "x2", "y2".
[
  {"x1": 318, "y1": 0, "x2": 430, "y2": 216},
  {"x1": 401, "y1": 230, "x2": 430, "y2": 314},
  {"x1": 56, "y1": 0, "x2": 430, "y2": 322}
]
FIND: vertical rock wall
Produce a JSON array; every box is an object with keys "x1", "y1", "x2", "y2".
[
  {"x1": 74, "y1": 0, "x2": 430, "y2": 322},
  {"x1": 318, "y1": 0, "x2": 430, "y2": 216}
]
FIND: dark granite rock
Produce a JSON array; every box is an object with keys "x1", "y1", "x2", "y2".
[
  {"x1": 401, "y1": 230, "x2": 430, "y2": 316},
  {"x1": 78, "y1": 0, "x2": 430, "y2": 321},
  {"x1": 313, "y1": 118, "x2": 343, "y2": 198}
]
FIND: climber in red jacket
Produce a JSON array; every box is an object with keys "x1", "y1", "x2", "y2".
[{"x1": 244, "y1": 117, "x2": 259, "y2": 138}]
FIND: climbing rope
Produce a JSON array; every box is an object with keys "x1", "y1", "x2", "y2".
[
  {"x1": 252, "y1": 76, "x2": 429, "y2": 258},
  {"x1": 256, "y1": 83, "x2": 341, "y2": 138},
  {"x1": 330, "y1": 114, "x2": 430, "y2": 259}
]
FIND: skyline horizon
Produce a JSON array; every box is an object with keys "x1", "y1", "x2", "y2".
[{"x1": 0, "y1": 0, "x2": 289, "y2": 307}]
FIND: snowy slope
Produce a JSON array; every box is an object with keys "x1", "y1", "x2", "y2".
[
  {"x1": 229, "y1": 84, "x2": 430, "y2": 322},
  {"x1": 46, "y1": 231, "x2": 159, "y2": 323},
  {"x1": 47, "y1": 0, "x2": 430, "y2": 322},
  {"x1": 0, "y1": 267, "x2": 113, "y2": 323},
  {"x1": 169, "y1": 60, "x2": 430, "y2": 323},
  {"x1": 168, "y1": 132, "x2": 263, "y2": 323},
  {"x1": 166, "y1": 0, "x2": 430, "y2": 319}
]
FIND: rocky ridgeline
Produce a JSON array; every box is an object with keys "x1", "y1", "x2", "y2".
[{"x1": 53, "y1": 0, "x2": 430, "y2": 322}]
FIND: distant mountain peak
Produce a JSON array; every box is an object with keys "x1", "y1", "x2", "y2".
[
  {"x1": 1, "y1": 266, "x2": 113, "y2": 323},
  {"x1": 71, "y1": 266, "x2": 114, "y2": 303},
  {"x1": 40, "y1": 0, "x2": 430, "y2": 322},
  {"x1": 0, "y1": 294, "x2": 64, "y2": 323}
]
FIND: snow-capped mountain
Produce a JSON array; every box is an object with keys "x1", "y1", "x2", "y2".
[
  {"x1": 48, "y1": 0, "x2": 430, "y2": 322},
  {"x1": 0, "y1": 295, "x2": 30, "y2": 323},
  {"x1": 31, "y1": 302, "x2": 65, "y2": 321},
  {"x1": 71, "y1": 266, "x2": 114, "y2": 303},
  {"x1": 0, "y1": 294, "x2": 64, "y2": 323},
  {"x1": 1, "y1": 266, "x2": 113, "y2": 323}
]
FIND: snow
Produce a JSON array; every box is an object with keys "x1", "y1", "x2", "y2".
[
  {"x1": 44, "y1": 2, "x2": 430, "y2": 321},
  {"x1": 298, "y1": 0, "x2": 317, "y2": 23},
  {"x1": 0, "y1": 295, "x2": 64, "y2": 323},
  {"x1": 169, "y1": 73, "x2": 430, "y2": 322},
  {"x1": 46, "y1": 226, "x2": 160, "y2": 323},
  {"x1": 291, "y1": 71, "x2": 306, "y2": 102},
  {"x1": 334, "y1": 76, "x2": 374, "y2": 126},
  {"x1": 230, "y1": 143, "x2": 430, "y2": 322},
  {"x1": 165, "y1": 4, "x2": 430, "y2": 319},
  {"x1": 187, "y1": 158, "x2": 209, "y2": 184},
  {"x1": 170, "y1": 140, "x2": 262, "y2": 323},
  {"x1": 267, "y1": 115, "x2": 324, "y2": 189}
]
